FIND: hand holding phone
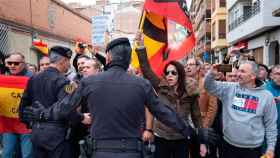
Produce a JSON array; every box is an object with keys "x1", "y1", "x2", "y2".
[{"x1": 217, "y1": 64, "x2": 232, "y2": 72}]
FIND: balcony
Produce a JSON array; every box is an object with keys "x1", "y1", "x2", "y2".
[
  {"x1": 227, "y1": 0, "x2": 280, "y2": 44},
  {"x1": 228, "y1": 1, "x2": 260, "y2": 31},
  {"x1": 273, "y1": 8, "x2": 280, "y2": 17},
  {"x1": 219, "y1": 32, "x2": 226, "y2": 39}
]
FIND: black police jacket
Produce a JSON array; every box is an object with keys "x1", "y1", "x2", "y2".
[
  {"x1": 19, "y1": 67, "x2": 83, "y2": 150},
  {"x1": 42, "y1": 65, "x2": 194, "y2": 140}
]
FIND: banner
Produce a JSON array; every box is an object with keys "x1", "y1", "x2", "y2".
[
  {"x1": 0, "y1": 75, "x2": 30, "y2": 133},
  {"x1": 131, "y1": 0, "x2": 195, "y2": 76},
  {"x1": 92, "y1": 15, "x2": 109, "y2": 46}
]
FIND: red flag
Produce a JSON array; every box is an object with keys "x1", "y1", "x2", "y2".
[{"x1": 132, "y1": 0, "x2": 195, "y2": 76}]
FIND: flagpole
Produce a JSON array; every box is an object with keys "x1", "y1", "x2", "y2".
[
  {"x1": 138, "y1": 8, "x2": 145, "y2": 31},
  {"x1": 134, "y1": 6, "x2": 146, "y2": 48}
]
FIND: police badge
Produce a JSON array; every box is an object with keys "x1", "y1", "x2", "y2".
[{"x1": 64, "y1": 82, "x2": 77, "y2": 94}]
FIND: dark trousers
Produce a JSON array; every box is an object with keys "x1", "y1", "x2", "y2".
[
  {"x1": 275, "y1": 138, "x2": 280, "y2": 158},
  {"x1": 33, "y1": 141, "x2": 73, "y2": 158},
  {"x1": 93, "y1": 151, "x2": 142, "y2": 158},
  {"x1": 221, "y1": 139, "x2": 262, "y2": 158},
  {"x1": 188, "y1": 139, "x2": 200, "y2": 158},
  {"x1": 154, "y1": 136, "x2": 188, "y2": 158},
  {"x1": 206, "y1": 144, "x2": 220, "y2": 158}
]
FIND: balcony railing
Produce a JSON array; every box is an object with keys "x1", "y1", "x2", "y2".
[
  {"x1": 228, "y1": 0, "x2": 261, "y2": 31},
  {"x1": 219, "y1": 32, "x2": 226, "y2": 39}
]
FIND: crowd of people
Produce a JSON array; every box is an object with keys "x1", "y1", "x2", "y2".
[{"x1": 0, "y1": 34, "x2": 279, "y2": 158}]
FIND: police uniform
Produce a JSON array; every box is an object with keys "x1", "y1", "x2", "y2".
[
  {"x1": 28, "y1": 38, "x2": 216, "y2": 158},
  {"x1": 19, "y1": 46, "x2": 84, "y2": 158}
]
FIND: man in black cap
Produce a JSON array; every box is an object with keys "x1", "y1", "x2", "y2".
[
  {"x1": 19, "y1": 46, "x2": 91, "y2": 158},
  {"x1": 24, "y1": 38, "x2": 217, "y2": 158}
]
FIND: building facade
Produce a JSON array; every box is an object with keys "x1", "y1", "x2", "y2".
[
  {"x1": 69, "y1": 0, "x2": 143, "y2": 47},
  {"x1": 0, "y1": 0, "x2": 91, "y2": 64},
  {"x1": 211, "y1": 0, "x2": 228, "y2": 63},
  {"x1": 112, "y1": 1, "x2": 143, "y2": 40},
  {"x1": 190, "y1": 0, "x2": 212, "y2": 62},
  {"x1": 227, "y1": 0, "x2": 280, "y2": 65}
]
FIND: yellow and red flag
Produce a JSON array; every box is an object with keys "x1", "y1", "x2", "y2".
[
  {"x1": 0, "y1": 75, "x2": 30, "y2": 134},
  {"x1": 131, "y1": 0, "x2": 195, "y2": 76},
  {"x1": 32, "y1": 39, "x2": 48, "y2": 55}
]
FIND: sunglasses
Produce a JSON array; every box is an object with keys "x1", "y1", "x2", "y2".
[
  {"x1": 6, "y1": 61, "x2": 22, "y2": 66},
  {"x1": 165, "y1": 70, "x2": 178, "y2": 76},
  {"x1": 40, "y1": 63, "x2": 50, "y2": 67}
]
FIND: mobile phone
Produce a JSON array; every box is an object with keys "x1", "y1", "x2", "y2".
[
  {"x1": 217, "y1": 64, "x2": 232, "y2": 72},
  {"x1": 78, "y1": 43, "x2": 86, "y2": 49}
]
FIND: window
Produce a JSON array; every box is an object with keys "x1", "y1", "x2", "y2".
[
  {"x1": 206, "y1": 9, "x2": 211, "y2": 19},
  {"x1": 212, "y1": 22, "x2": 216, "y2": 41},
  {"x1": 220, "y1": 0, "x2": 226, "y2": 7},
  {"x1": 253, "y1": 47, "x2": 263, "y2": 64},
  {"x1": 218, "y1": 20, "x2": 226, "y2": 39},
  {"x1": 0, "y1": 23, "x2": 9, "y2": 55},
  {"x1": 243, "y1": 6, "x2": 252, "y2": 20}
]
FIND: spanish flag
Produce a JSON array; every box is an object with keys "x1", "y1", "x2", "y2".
[
  {"x1": 32, "y1": 39, "x2": 48, "y2": 55},
  {"x1": 0, "y1": 75, "x2": 30, "y2": 134},
  {"x1": 131, "y1": 0, "x2": 195, "y2": 76}
]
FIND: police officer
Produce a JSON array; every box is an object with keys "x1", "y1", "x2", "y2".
[
  {"x1": 19, "y1": 46, "x2": 91, "y2": 158},
  {"x1": 25, "y1": 38, "x2": 217, "y2": 158}
]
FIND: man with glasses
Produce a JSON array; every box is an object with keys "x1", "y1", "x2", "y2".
[
  {"x1": 266, "y1": 65, "x2": 280, "y2": 158},
  {"x1": 3, "y1": 52, "x2": 33, "y2": 158},
  {"x1": 185, "y1": 58, "x2": 201, "y2": 80},
  {"x1": 5, "y1": 53, "x2": 33, "y2": 76}
]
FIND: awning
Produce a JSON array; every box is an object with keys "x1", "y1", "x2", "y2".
[{"x1": 229, "y1": 41, "x2": 248, "y2": 54}]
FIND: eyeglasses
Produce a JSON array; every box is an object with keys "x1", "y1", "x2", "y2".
[
  {"x1": 6, "y1": 61, "x2": 22, "y2": 66},
  {"x1": 186, "y1": 63, "x2": 197, "y2": 67},
  {"x1": 39, "y1": 63, "x2": 50, "y2": 67},
  {"x1": 165, "y1": 70, "x2": 178, "y2": 76},
  {"x1": 273, "y1": 72, "x2": 280, "y2": 76}
]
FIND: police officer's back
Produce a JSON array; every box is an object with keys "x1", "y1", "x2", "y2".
[
  {"x1": 19, "y1": 46, "x2": 81, "y2": 158},
  {"x1": 77, "y1": 38, "x2": 193, "y2": 158}
]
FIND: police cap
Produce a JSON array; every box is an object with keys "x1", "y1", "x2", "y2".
[
  {"x1": 49, "y1": 46, "x2": 72, "y2": 59},
  {"x1": 105, "y1": 37, "x2": 130, "y2": 53}
]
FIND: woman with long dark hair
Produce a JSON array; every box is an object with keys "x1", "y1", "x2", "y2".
[{"x1": 135, "y1": 35, "x2": 204, "y2": 158}]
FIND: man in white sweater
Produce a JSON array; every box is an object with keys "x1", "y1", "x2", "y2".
[{"x1": 204, "y1": 61, "x2": 277, "y2": 158}]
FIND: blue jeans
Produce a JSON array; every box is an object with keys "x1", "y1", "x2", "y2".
[{"x1": 2, "y1": 133, "x2": 32, "y2": 158}]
